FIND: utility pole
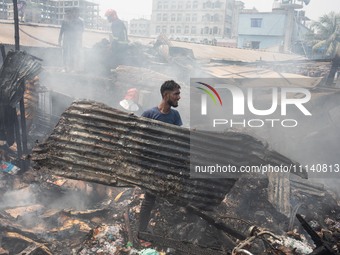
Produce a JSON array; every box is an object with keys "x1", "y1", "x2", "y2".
[
  {"x1": 12, "y1": 0, "x2": 20, "y2": 51},
  {"x1": 283, "y1": 7, "x2": 294, "y2": 53}
]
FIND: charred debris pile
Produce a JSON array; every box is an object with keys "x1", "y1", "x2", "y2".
[
  {"x1": 0, "y1": 47, "x2": 339, "y2": 254},
  {"x1": 5, "y1": 101, "x2": 336, "y2": 254}
]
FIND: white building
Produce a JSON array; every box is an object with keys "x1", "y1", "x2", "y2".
[
  {"x1": 150, "y1": 0, "x2": 235, "y2": 44},
  {"x1": 129, "y1": 18, "x2": 150, "y2": 37},
  {"x1": 237, "y1": 0, "x2": 311, "y2": 53}
]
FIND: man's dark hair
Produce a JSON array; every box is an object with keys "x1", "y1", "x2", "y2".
[{"x1": 160, "y1": 80, "x2": 181, "y2": 98}]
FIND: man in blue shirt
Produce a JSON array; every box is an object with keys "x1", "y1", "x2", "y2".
[
  {"x1": 141, "y1": 80, "x2": 182, "y2": 126},
  {"x1": 138, "y1": 80, "x2": 182, "y2": 242}
]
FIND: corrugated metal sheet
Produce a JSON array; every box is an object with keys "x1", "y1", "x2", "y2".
[
  {"x1": 32, "y1": 100, "x2": 305, "y2": 209},
  {"x1": 202, "y1": 63, "x2": 323, "y2": 86}
]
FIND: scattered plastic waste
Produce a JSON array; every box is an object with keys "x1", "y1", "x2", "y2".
[
  {"x1": 139, "y1": 248, "x2": 160, "y2": 255},
  {"x1": 0, "y1": 161, "x2": 20, "y2": 175},
  {"x1": 281, "y1": 236, "x2": 314, "y2": 254}
]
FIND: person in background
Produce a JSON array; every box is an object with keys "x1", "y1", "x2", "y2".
[
  {"x1": 104, "y1": 9, "x2": 128, "y2": 68},
  {"x1": 119, "y1": 88, "x2": 143, "y2": 116},
  {"x1": 138, "y1": 80, "x2": 182, "y2": 243},
  {"x1": 17, "y1": 0, "x2": 27, "y2": 22},
  {"x1": 105, "y1": 9, "x2": 128, "y2": 42},
  {"x1": 58, "y1": 7, "x2": 84, "y2": 72}
]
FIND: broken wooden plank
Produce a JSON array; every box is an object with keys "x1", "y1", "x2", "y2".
[
  {"x1": 267, "y1": 172, "x2": 291, "y2": 217},
  {"x1": 2, "y1": 232, "x2": 52, "y2": 255},
  {"x1": 5, "y1": 204, "x2": 44, "y2": 219},
  {"x1": 139, "y1": 231, "x2": 225, "y2": 255}
]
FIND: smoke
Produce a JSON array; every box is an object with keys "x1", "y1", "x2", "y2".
[
  {"x1": 47, "y1": 189, "x2": 92, "y2": 211},
  {"x1": 0, "y1": 185, "x2": 37, "y2": 209},
  {"x1": 240, "y1": 85, "x2": 340, "y2": 196}
]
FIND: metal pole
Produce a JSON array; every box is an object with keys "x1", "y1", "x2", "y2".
[
  {"x1": 20, "y1": 94, "x2": 29, "y2": 172},
  {"x1": 19, "y1": 95, "x2": 28, "y2": 155},
  {"x1": 12, "y1": 0, "x2": 20, "y2": 51},
  {"x1": 14, "y1": 109, "x2": 23, "y2": 170},
  {"x1": 0, "y1": 44, "x2": 6, "y2": 61},
  {"x1": 283, "y1": 7, "x2": 294, "y2": 53}
]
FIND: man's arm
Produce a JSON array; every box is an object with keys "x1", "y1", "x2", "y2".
[
  {"x1": 174, "y1": 111, "x2": 183, "y2": 126},
  {"x1": 141, "y1": 110, "x2": 151, "y2": 118},
  {"x1": 122, "y1": 23, "x2": 128, "y2": 42}
]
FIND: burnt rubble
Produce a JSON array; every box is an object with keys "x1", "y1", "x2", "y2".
[
  {"x1": 27, "y1": 100, "x2": 339, "y2": 254},
  {"x1": 31, "y1": 100, "x2": 308, "y2": 208},
  {"x1": 0, "y1": 165, "x2": 339, "y2": 254},
  {"x1": 0, "y1": 39, "x2": 339, "y2": 254}
]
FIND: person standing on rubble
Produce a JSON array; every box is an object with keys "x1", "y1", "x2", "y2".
[
  {"x1": 17, "y1": 0, "x2": 27, "y2": 22},
  {"x1": 104, "y1": 9, "x2": 128, "y2": 67},
  {"x1": 105, "y1": 9, "x2": 128, "y2": 42},
  {"x1": 138, "y1": 80, "x2": 182, "y2": 241},
  {"x1": 58, "y1": 7, "x2": 84, "y2": 72}
]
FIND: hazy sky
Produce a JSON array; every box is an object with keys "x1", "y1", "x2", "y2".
[{"x1": 97, "y1": 0, "x2": 339, "y2": 21}]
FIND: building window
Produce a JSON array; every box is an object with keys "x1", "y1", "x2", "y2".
[
  {"x1": 203, "y1": 1, "x2": 212, "y2": 8},
  {"x1": 157, "y1": 1, "x2": 162, "y2": 9},
  {"x1": 192, "y1": 13, "x2": 197, "y2": 22},
  {"x1": 178, "y1": 1, "x2": 183, "y2": 9},
  {"x1": 213, "y1": 13, "x2": 219, "y2": 22},
  {"x1": 171, "y1": 2, "x2": 177, "y2": 9},
  {"x1": 251, "y1": 41, "x2": 260, "y2": 49},
  {"x1": 202, "y1": 14, "x2": 210, "y2": 22},
  {"x1": 251, "y1": 18, "x2": 262, "y2": 27},
  {"x1": 157, "y1": 13, "x2": 162, "y2": 21},
  {"x1": 156, "y1": 26, "x2": 161, "y2": 33},
  {"x1": 176, "y1": 26, "x2": 181, "y2": 33},
  {"x1": 163, "y1": 13, "x2": 168, "y2": 21},
  {"x1": 163, "y1": 1, "x2": 168, "y2": 9},
  {"x1": 213, "y1": 1, "x2": 221, "y2": 8},
  {"x1": 225, "y1": 27, "x2": 231, "y2": 36},
  {"x1": 162, "y1": 26, "x2": 167, "y2": 33},
  {"x1": 191, "y1": 26, "x2": 196, "y2": 34},
  {"x1": 203, "y1": 27, "x2": 209, "y2": 34},
  {"x1": 171, "y1": 13, "x2": 176, "y2": 21},
  {"x1": 184, "y1": 25, "x2": 189, "y2": 34},
  {"x1": 213, "y1": 26, "x2": 218, "y2": 34},
  {"x1": 186, "y1": 1, "x2": 191, "y2": 8},
  {"x1": 193, "y1": 1, "x2": 198, "y2": 8},
  {"x1": 170, "y1": 26, "x2": 175, "y2": 34},
  {"x1": 177, "y1": 13, "x2": 182, "y2": 21},
  {"x1": 185, "y1": 13, "x2": 190, "y2": 21}
]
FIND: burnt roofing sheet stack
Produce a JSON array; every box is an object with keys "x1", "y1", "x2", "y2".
[{"x1": 32, "y1": 100, "x2": 304, "y2": 209}]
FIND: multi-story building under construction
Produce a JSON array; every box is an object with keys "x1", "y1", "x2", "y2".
[{"x1": 0, "y1": 0, "x2": 99, "y2": 28}]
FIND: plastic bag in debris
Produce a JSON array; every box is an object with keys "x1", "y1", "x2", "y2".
[
  {"x1": 0, "y1": 161, "x2": 20, "y2": 175},
  {"x1": 281, "y1": 236, "x2": 313, "y2": 254},
  {"x1": 138, "y1": 248, "x2": 160, "y2": 255}
]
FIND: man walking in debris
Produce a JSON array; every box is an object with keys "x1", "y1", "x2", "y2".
[
  {"x1": 138, "y1": 80, "x2": 182, "y2": 243},
  {"x1": 105, "y1": 9, "x2": 128, "y2": 67},
  {"x1": 58, "y1": 7, "x2": 84, "y2": 72}
]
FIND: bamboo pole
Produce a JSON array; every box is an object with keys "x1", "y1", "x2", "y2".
[{"x1": 12, "y1": 0, "x2": 20, "y2": 51}]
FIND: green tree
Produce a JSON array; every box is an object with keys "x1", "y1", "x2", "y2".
[{"x1": 311, "y1": 12, "x2": 340, "y2": 58}]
